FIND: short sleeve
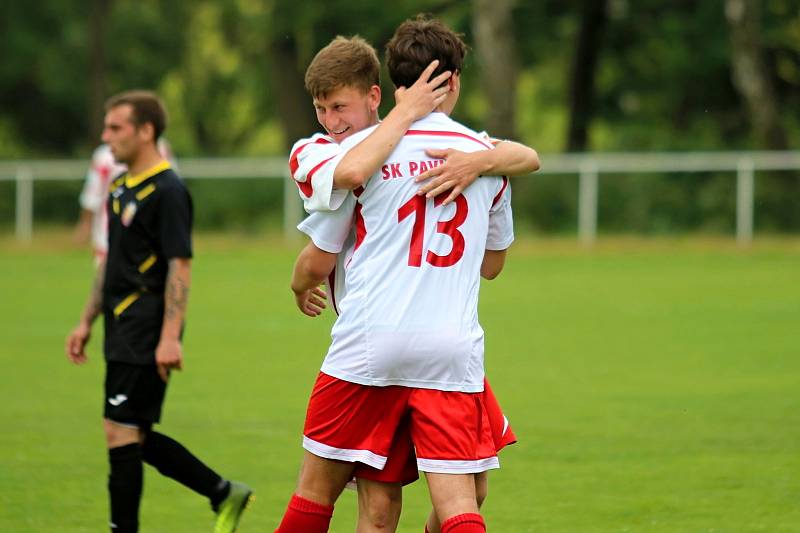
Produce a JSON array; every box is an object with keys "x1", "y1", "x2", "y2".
[
  {"x1": 486, "y1": 178, "x2": 514, "y2": 251},
  {"x1": 158, "y1": 182, "x2": 193, "y2": 259},
  {"x1": 289, "y1": 134, "x2": 348, "y2": 213},
  {"x1": 296, "y1": 194, "x2": 357, "y2": 253}
]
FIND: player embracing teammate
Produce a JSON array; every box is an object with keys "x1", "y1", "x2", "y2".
[{"x1": 276, "y1": 15, "x2": 539, "y2": 533}]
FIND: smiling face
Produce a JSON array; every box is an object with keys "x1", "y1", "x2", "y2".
[{"x1": 313, "y1": 84, "x2": 381, "y2": 144}]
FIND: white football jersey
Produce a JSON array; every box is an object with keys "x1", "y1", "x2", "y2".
[
  {"x1": 289, "y1": 128, "x2": 503, "y2": 215},
  {"x1": 79, "y1": 145, "x2": 126, "y2": 254},
  {"x1": 300, "y1": 112, "x2": 513, "y2": 392},
  {"x1": 297, "y1": 184, "x2": 513, "y2": 314}
]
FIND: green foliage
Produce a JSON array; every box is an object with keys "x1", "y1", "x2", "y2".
[
  {"x1": 3, "y1": 0, "x2": 800, "y2": 154},
  {"x1": 1, "y1": 1, "x2": 799, "y2": 231},
  {"x1": 186, "y1": 178, "x2": 285, "y2": 230},
  {"x1": 0, "y1": 1, "x2": 90, "y2": 153}
]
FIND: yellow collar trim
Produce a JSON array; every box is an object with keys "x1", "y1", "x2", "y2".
[{"x1": 125, "y1": 160, "x2": 171, "y2": 188}]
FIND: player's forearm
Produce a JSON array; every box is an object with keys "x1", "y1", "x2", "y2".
[
  {"x1": 79, "y1": 259, "x2": 106, "y2": 326},
  {"x1": 483, "y1": 141, "x2": 540, "y2": 177},
  {"x1": 333, "y1": 106, "x2": 417, "y2": 189},
  {"x1": 291, "y1": 243, "x2": 336, "y2": 294},
  {"x1": 161, "y1": 258, "x2": 191, "y2": 340},
  {"x1": 480, "y1": 249, "x2": 507, "y2": 280}
]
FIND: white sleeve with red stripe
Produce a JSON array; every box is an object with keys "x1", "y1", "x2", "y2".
[
  {"x1": 296, "y1": 194, "x2": 357, "y2": 253},
  {"x1": 79, "y1": 145, "x2": 114, "y2": 211},
  {"x1": 477, "y1": 130, "x2": 503, "y2": 145},
  {"x1": 486, "y1": 177, "x2": 514, "y2": 251},
  {"x1": 289, "y1": 133, "x2": 349, "y2": 213}
]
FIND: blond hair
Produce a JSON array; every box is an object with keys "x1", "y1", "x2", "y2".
[{"x1": 305, "y1": 36, "x2": 380, "y2": 99}]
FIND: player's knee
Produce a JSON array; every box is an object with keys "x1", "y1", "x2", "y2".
[
  {"x1": 103, "y1": 418, "x2": 140, "y2": 449},
  {"x1": 476, "y1": 487, "x2": 487, "y2": 508},
  {"x1": 363, "y1": 488, "x2": 402, "y2": 528},
  {"x1": 475, "y1": 473, "x2": 489, "y2": 508}
]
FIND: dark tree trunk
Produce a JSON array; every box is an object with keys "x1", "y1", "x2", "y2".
[
  {"x1": 565, "y1": 0, "x2": 607, "y2": 152},
  {"x1": 268, "y1": 34, "x2": 320, "y2": 151},
  {"x1": 88, "y1": 0, "x2": 112, "y2": 145},
  {"x1": 725, "y1": 0, "x2": 787, "y2": 149},
  {"x1": 472, "y1": 0, "x2": 518, "y2": 140}
]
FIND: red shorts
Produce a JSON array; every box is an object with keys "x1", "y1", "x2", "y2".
[
  {"x1": 483, "y1": 379, "x2": 517, "y2": 450},
  {"x1": 352, "y1": 378, "x2": 516, "y2": 485},
  {"x1": 303, "y1": 373, "x2": 506, "y2": 476}
]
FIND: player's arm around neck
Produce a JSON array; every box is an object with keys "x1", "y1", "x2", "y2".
[
  {"x1": 416, "y1": 140, "x2": 540, "y2": 204},
  {"x1": 485, "y1": 139, "x2": 540, "y2": 176},
  {"x1": 156, "y1": 257, "x2": 190, "y2": 381},
  {"x1": 333, "y1": 61, "x2": 452, "y2": 190}
]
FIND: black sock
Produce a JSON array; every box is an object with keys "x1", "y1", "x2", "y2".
[
  {"x1": 141, "y1": 431, "x2": 229, "y2": 507},
  {"x1": 108, "y1": 443, "x2": 143, "y2": 533}
]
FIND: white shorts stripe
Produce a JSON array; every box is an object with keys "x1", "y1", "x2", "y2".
[
  {"x1": 302, "y1": 436, "x2": 388, "y2": 470},
  {"x1": 416, "y1": 456, "x2": 500, "y2": 474}
]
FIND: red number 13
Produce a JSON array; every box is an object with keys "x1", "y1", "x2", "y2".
[{"x1": 397, "y1": 194, "x2": 469, "y2": 267}]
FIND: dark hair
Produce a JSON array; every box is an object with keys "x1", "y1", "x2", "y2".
[
  {"x1": 105, "y1": 90, "x2": 168, "y2": 141},
  {"x1": 305, "y1": 36, "x2": 380, "y2": 99},
  {"x1": 385, "y1": 14, "x2": 467, "y2": 89}
]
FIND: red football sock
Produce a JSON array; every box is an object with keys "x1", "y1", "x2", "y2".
[
  {"x1": 440, "y1": 513, "x2": 486, "y2": 533},
  {"x1": 274, "y1": 494, "x2": 334, "y2": 532}
]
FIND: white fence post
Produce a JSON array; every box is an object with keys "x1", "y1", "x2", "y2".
[
  {"x1": 15, "y1": 166, "x2": 33, "y2": 243},
  {"x1": 578, "y1": 160, "x2": 599, "y2": 245},
  {"x1": 736, "y1": 157, "x2": 754, "y2": 246}
]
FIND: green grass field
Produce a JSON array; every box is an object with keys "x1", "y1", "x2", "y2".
[{"x1": 1, "y1": 232, "x2": 799, "y2": 532}]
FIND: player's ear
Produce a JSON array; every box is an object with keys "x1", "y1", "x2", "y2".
[
  {"x1": 138, "y1": 122, "x2": 156, "y2": 144},
  {"x1": 449, "y1": 72, "x2": 460, "y2": 93},
  {"x1": 367, "y1": 85, "x2": 381, "y2": 112}
]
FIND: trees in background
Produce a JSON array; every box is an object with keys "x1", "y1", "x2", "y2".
[
  {"x1": 725, "y1": 0, "x2": 787, "y2": 150},
  {"x1": 2, "y1": 0, "x2": 799, "y2": 157},
  {"x1": 565, "y1": 0, "x2": 607, "y2": 152},
  {"x1": 472, "y1": 0, "x2": 519, "y2": 141},
  {"x1": 1, "y1": 0, "x2": 799, "y2": 231}
]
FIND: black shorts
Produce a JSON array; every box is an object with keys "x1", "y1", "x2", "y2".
[{"x1": 104, "y1": 362, "x2": 168, "y2": 427}]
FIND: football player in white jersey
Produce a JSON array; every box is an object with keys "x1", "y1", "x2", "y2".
[
  {"x1": 289, "y1": 39, "x2": 537, "y2": 533},
  {"x1": 276, "y1": 22, "x2": 537, "y2": 533}
]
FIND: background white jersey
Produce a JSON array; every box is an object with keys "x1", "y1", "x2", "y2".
[
  {"x1": 79, "y1": 144, "x2": 126, "y2": 254},
  {"x1": 79, "y1": 141, "x2": 176, "y2": 254},
  {"x1": 302, "y1": 112, "x2": 513, "y2": 392}
]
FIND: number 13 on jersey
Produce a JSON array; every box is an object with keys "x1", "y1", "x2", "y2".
[{"x1": 397, "y1": 193, "x2": 469, "y2": 268}]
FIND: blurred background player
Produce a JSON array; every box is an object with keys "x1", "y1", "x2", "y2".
[
  {"x1": 74, "y1": 139, "x2": 177, "y2": 261},
  {"x1": 65, "y1": 90, "x2": 251, "y2": 533}
]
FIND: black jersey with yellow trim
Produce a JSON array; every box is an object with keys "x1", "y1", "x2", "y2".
[{"x1": 102, "y1": 161, "x2": 193, "y2": 365}]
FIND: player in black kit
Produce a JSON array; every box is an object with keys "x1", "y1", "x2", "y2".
[{"x1": 65, "y1": 90, "x2": 252, "y2": 533}]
